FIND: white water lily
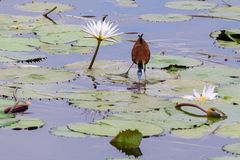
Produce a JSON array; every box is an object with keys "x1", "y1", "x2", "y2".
[
  {"x1": 81, "y1": 19, "x2": 122, "y2": 69},
  {"x1": 81, "y1": 19, "x2": 122, "y2": 42},
  {"x1": 182, "y1": 84, "x2": 218, "y2": 101}
]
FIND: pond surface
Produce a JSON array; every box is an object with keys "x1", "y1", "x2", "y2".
[{"x1": 0, "y1": 0, "x2": 240, "y2": 160}]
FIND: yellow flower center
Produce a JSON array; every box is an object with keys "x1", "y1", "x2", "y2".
[{"x1": 199, "y1": 96, "x2": 207, "y2": 101}]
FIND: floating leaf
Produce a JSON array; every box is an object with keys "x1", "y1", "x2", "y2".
[
  {"x1": 68, "y1": 119, "x2": 164, "y2": 137},
  {"x1": 0, "y1": 66, "x2": 76, "y2": 84},
  {"x1": 0, "y1": 51, "x2": 46, "y2": 63},
  {"x1": 15, "y1": 2, "x2": 74, "y2": 13},
  {"x1": 218, "y1": 84, "x2": 240, "y2": 105},
  {"x1": 114, "y1": 0, "x2": 138, "y2": 7},
  {"x1": 0, "y1": 118, "x2": 18, "y2": 127},
  {"x1": 171, "y1": 125, "x2": 212, "y2": 139},
  {"x1": 0, "y1": 37, "x2": 42, "y2": 52},
  {"x1": 67, "y1": 90, "x2": 173, "y2": 112},
  {"x1": 39, "y1": 44, "x2": 93, "y2": 54},
  {"x1": 65, "y1": 60, "x2": 174, "y2": 84},
  {"x1": 50, "y1": 126, "x2": 86, "y2": 138},
  {"x1": 208, "y1": 157, "x2": 240, "y2": 160},
  {"x1": 215, "y1": 122, "x2": 240, "y2": 138},
  {"x1": 8, "y1": 117, "x2": 44, "y2": 130},
  {"x1": 210, "y1": 29, "x2": 240, "y2": 48},
  {"x1": 223, "y1": 143, "x2": 240, "y2": 155},
  {"x1": 210, "y1": 6, "x2": 240, "y2": 22},
  {"x1": 179, "y1": 64, "x2": 240, "y2": 85},
  {"x1": 110, "y1": 129, "x2": 143, "y2": 149},
  {"x1": 148, "y1": 55, "x2": 202, "y2": 69},
  {"x1": 165, "y1": 1, "x2": 217, "y2": 10},
  {"x1": 139, "y1": 14, "x2": 192, "y2": 23}
]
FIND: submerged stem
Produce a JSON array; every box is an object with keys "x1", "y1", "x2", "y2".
[{"x1": 88, "y1": 40, "x2": 102, "y2": 70}]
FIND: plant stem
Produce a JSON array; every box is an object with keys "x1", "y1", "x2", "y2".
[
  {"x1": 88, "y1": 40, "x2": 102, "y2": 70},
  {"x1": 175, "y1": 103, "x2": 208, "y2": 114},
  {"x1": 190, "y1": 14, "x2": 240, "y2": 22}
]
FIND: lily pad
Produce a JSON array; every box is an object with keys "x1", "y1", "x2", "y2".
[
  {"x1": 148, "y1": 55, "x2": 202, "y2": 69},
  {"x1": 0, "y1": 118, "x2": 18, "y2": 127},
  {"x1": 15, "y1": 2, "x2": 74, "y2": 13},
  {"x1": 223, "y1": 143, "x2": 240, "y2": 155},
  {"x1": 210, "y1": 5, "x2": 240, "y2": 21},
  {"x1": 114, "y1": 0, "x2": 138, "y2": 7},
  {"x1": 0, "y1": 66, "x2": 76, "y2": 84},
  {"x1": 218, "y1": 84, "x2": 240, "y2": 105},
  {"x1": 67, "y1": 89, "x2": 172, "y2": 112},
  {"x1": 39, "y1": 44, "x2": 93, "y2": 54},
  {"x1": 208, "y1": 157, "x2": 240, "y2": 160},
  {"x1": 210, "y1": 29, "x2": 240, "y2": 48},
  {"x1": 0, "y1": 51, "x2": 46, "y2": 63},
  {"x1": 179, "y1": 64, "x2": 240, "y2": 85},
  {"x1": 215, "y1": 122, "x2": 240, "y2": 138},
  {"x1": 50, "y1": 126, "x2": 86, "y2": 138},
  {"x1": 139, "y1": 14, "x2": 192, "y2": 23},
  {"x1": 68, "y1": 119, "x2": 164, "y2": 137},
  {"x1": 110, "y1": 129, "x2": 143, "y2": 149},
  {"x1": 8, "y1": 117, "x2": 44, "y2": 130},
  {"x1": 171, "y1": 125, "x2": 212, "y2": 139},
  {"x1": 0, "y1": 37, "x2": 42, "y2": 52},
  {"x1": 65, "y1": 60, "x2": 174, "y2": 84},
  {"x1": 165, "y1": 1, "x2": 217, "y2": 10}
]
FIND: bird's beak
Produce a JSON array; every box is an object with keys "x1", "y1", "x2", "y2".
[{"x1": 137, "y1": 69, "x2": 143, "y2": 81}]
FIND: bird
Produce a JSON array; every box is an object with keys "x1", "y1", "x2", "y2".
[{"x1": 125, "y1": 34, "x2": 151, "y2": 81}]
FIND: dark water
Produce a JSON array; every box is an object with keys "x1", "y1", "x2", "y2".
[{"x1": 0, "y1": 0, "x2": 240, "y2": 160}]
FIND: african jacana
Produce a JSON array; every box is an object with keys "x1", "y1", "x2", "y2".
[{"x1": 126, "y1": 34, "x2": 151, "y2": 81}]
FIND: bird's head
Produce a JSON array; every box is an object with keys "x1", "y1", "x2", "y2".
[{"x1": 137, "y1": 69, "x2": 143, "y2": 81}]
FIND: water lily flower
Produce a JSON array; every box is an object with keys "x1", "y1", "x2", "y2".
[
  {"x1": 182, "y1": 84, "x2": 218, "y2": 101},
  {"x1": 81, "y1": 18, "x2": 122, "y2": 69}
]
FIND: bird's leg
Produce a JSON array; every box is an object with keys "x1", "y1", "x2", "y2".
[
  {"x1": 121, "y1": 63, "x2": 134, "y2": 78},
  {"x1": 144, "y1": 64, "x2": 147, "y2": 83}
]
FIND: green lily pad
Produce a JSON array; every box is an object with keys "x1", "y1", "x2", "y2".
[
  {"x1": 107, "y1": 158, "x2": 141, "y2": 160},
  {"x1": 15, "y1": 2, "x2": 74, "y2": 13},
  {"x1": 0, "y1": 14, "x2": 34, "y2": 25},
  {"x1": 65, "y1": 60, "x2": 174, "y2": 84},
  {"x1": 114, "y1": 0, "x2": 138, "y2": 7},
  {"x1": 67, "y1": 89, "x2": 172, "y2": 112},
  {"x1": 171, "y1": 125, "x2": 212, "y2": 139},
  {"x1": 33, "y1": 24, "x2": 82, "y2": 36},
  {"x1": 179, "y1": 64, "x2": 240, "y2": 85},
  {"x1": 39, "y1": 44, "x2": 93, "y2": 54},
  {"x1": 218, "y1": 84, "x2": 240, "y2": 105},
  {"x1": 223, "y1": 143, "x2": 240, "y2": 155},
  {"x1": 210, "y1": 29, "x2": 240, "y2": 48},
  {"x1": 0, "y1": 51, "x2": 46, "y2": 63},
  {"x1": 110, "y1": 129, "x2": 143, "y2": 149},
  {"x1": 208, "y1": 157, "x2": 240, "y2": 160},
  {"x1": 8, "y1": 117, "x2": 44, "y2": 130},
  {"x1": 139, "y1": 14, "x2": 192, "y2": 23},
  {"x1": 0, "y1": 37, "x2": 42, "y2": 52},
  {"x1": 0, "y1": 118, "x2": 18, "y2": 127},
  {"x1": 33, "y1": 24, "x2": 121, "y2": 46},
  {"x1": 209, "y1": 5, "x2": 240, "y2": 21},
  {"x1": 0, "y1": 66, "x2": 76, "y2": 84},
  {"x1": 146, "y1": 79, "x2": 206, "y2": 98},
  {"x1": 148, "y1": 55, "x2": 202, "y2": 69},
  {"x1": 165, "y1": 1, "x2": 217, "y2": 10},
  {"x1": 215, "y1": 122, "x2": 240, "y2": 138},
  {"x1": 68, "y1": 119, "x2": 164, "y2": 137},
  {"x1": 50, "y1": 126, "x2": 86, "y2": 138}
]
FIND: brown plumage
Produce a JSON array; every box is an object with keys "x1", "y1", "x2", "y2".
[
  {"x1": 131, "y1": 34, "x2": 150, "y2": 80},
  {"x1": 131, "y1": 34, "x2": 150, "y2": 69}
]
